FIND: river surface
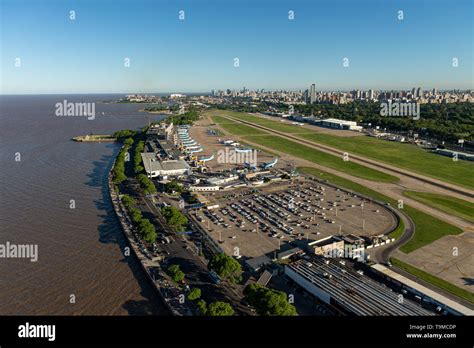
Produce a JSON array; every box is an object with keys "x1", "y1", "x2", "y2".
[{"x1": 0, "y1": 94, "x2": 169, "y2": 315}]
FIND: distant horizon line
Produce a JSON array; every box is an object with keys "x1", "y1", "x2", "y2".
[{"x1": 1, "y1": 87, "x2": 473, "y2": 96}]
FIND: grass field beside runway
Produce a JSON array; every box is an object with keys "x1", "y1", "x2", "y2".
[
  {"x1": 209, "y1": 110, "x2": 311, "y2": 134},
  {"x1": 400, "y1": 205, "x2": 463, "y2": 253},
  {"x1": 211, "y1": 114, "x2": 398, "y2": 183},
  {"x1": 246, "y1": 135, "x2": 398, "y2": 183},
  {"x1": 210, "y1": 115, "x2": 267, "y2": 136},
  {"x1": 209, "y1": 110, "x2": 474, "y2": 190},
  {"x1": 299, "y1": 132, "x2": 474, "y2": 190},
  {"x1": 403, "y1": 191, "x2": 474, "y2": 224}
]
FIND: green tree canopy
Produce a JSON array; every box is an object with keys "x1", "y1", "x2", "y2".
[
  {"x1": 196, "y1": 299, "x2": 207, "y2": 315},
  {"x1": 161, "y1": 206, "x2": 188, "y2": 231},
  {"x1": 167, "y1": 264, "x2": 185, "y2": 283},
  {"x1": 208, "y1": 253, "x2": 242, "y2": 282},
  {"x1": 123, "y1": 137, "x2": 134, "y2": 147},
  {"x1": 129, "y1": 207, "x2": 143, "y2": 226},
  {"x1": 137, "y1": 174, "x2": 157, "y2": 195},
  {"x1": 243, "y1": 284, "x2": 297, "y2": 316},
  {"x1": 207, "y1": 301, "x2": 234, "y2": 316},
  {"x1": 113, "y1": 129, "x2": 137, "y2": 140},
  {"x1": 137, "y1": 218, "x2": 156, "y2": 243},
  {"x1": 134, "y1": 141, "x2": 145, "y2": 175},
  {"x1": 165, "y1": 180, "x2": 184, "y2": 194},
  {"x1": 121, "y1": 194, "x2": 136, "y2": 208},
  {"x1": 186, "y1": 287, "x2": 202, "y2": 301}
]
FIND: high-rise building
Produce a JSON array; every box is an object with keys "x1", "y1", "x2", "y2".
[
  {"x1": 310, "y1": 84, "x2": 316, "y2": 104},
  {"x1": 416, "y1": 87, "x2": 422, "y2": 98},
  {"x1": 369, "y1": 89, "x2": 374, "y2": 100},
  {"x1": 303, "y1": 89, "x2": 309, "y2": 104}
]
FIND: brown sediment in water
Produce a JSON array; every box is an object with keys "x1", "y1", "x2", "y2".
[{"x1": 0, "y1": 95, "x2": 168, "y2": 315}]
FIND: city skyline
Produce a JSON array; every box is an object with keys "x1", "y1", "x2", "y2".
[{"x1": 1, "y1": 0, "x2": 473, "y2": 94}]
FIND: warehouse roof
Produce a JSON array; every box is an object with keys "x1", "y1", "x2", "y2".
[
  {"x1": 286, "y1": 257, "x2": 434, "y2": 316},
  {"x1": 141, "y1": 153, "x2": 190, "y2": 173}
]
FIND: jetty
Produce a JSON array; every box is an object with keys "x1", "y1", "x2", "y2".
[{"x1": 72, "y1": 134, "x2": 116, "y2": 142}]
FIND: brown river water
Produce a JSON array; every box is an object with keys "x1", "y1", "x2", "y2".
[{"x1": 0, "y1": 95, "x2": 169, "y2": 315}]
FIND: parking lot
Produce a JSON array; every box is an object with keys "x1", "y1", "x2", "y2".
[{"x1": 192, "y1": 178, "x2": 397, "y2": 258}]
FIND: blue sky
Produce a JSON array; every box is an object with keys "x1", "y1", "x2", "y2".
[{"x1": 1, "y1": 0, "x2": 472, "y2": 94}]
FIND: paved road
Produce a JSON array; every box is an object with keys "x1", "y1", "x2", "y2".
[
  {"x1": 124, "y1": 181, "x2": 253, "y2": 315},
  {"x1": 370, "y1": 209, "x2": 415, "y2": 264}
]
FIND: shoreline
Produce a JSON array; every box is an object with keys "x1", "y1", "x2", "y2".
[{"x1": 107, "y1": 147, "x2": 189, "y2": 316}]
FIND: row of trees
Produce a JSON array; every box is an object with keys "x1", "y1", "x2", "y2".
[
  {"x1": 113, "y1": 131, "x2": 157, "y2": 244},
  {"x1": 137, "y1": 174, "x2": 156, "y2": 195},
  {"x1": 144, "y1": 104, "x2": 180, "y2": 112},
  {"x1": 121, "y1": 194, "x2": 136, "y2": 208},
  {"x1": 121, "y1": 194, "x2": 157, "y2": 243},
  {"x1": 112, "y1": 139, "x2": 133, "y2": 185},
  {"x1": 133, "y1": 141, "x2": 145, "y2": 175},
  {"x1": 129, "y1": 207, "x2": 157, "y2": 243},
  {"x1": 168, "y1": 110, "x2": 199, "y2": 125},
  {"x1": 293, "y1": 101, "x2": 474, "y2": 142},
  {"x1": 243, "y1": 283, "x2": 297, "y2": 316},
  {"x1": 218, "y1": 101, "x2": 474, "y2": 142},
  {"x1": 161, "y1": 206, "x2": 188, "y2": 231},
  {"x1": 215, "y1": 101, "x2": 269, "y2": 113}
]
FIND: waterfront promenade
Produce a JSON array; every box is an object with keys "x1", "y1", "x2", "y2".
[{"x1": 108, "y1": 151, "x2": 192, "y2": 316}]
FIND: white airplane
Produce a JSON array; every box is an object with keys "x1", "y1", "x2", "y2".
[
  {"x1": 234, "y1": 147, "x2": 252, "y2": 153},
  {"x1": 261, "y1": 157, "x2": 278, "y2": 169},
  {"x1": 188, "y1": 147, "x2": 203, "y2": 153},
  {"x1": 198, "y1": 154, "x2": 214, "y2": 162}
]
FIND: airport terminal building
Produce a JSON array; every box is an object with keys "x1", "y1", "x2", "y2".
[{"x1": 141, "y1": 152, "x2": 190, "y2": 178}]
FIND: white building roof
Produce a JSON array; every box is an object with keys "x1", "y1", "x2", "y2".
[
  {"x1": 141, "y1": 153, "x2": 190, "y2": 174},
  {"x1": 322, "y1": 118, "x2": 358, "y2": 126}
]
